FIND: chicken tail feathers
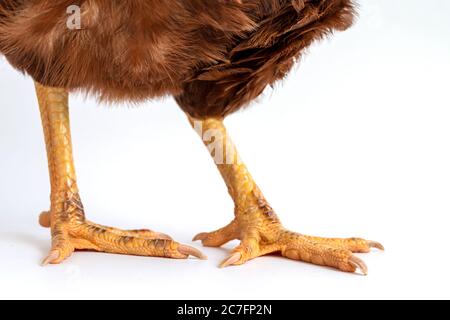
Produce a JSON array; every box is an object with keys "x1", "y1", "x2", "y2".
[{"x1": 177, "y1": 0, "x2": 357, "y2": 119}]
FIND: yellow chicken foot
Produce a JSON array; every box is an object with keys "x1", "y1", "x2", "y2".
[
  {"x1": 189, "y1": 117, "x2": 383, "y2": 275},
  {"x1": 35, "y1": 82, "x2": 205, "y2": 265}
]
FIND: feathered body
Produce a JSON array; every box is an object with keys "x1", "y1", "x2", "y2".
[
  {"x1": 0, "y1": 0, "x2": 382, "y2": 274},
  {"x1": 0, "y1": 0, "x2": 355, "y2": 118}
]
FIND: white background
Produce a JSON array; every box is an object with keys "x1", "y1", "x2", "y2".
[{"x1": 0, "y1": 0, "x2": 449, "y2": 300}]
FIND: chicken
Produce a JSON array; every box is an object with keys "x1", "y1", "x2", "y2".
[{"x1": 0, "y1": 0, "x2": 383, "y2": 274}]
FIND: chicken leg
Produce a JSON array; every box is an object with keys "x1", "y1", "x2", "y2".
[
  {"x1": 189, "y1": 117, "x2": 383, "y2": 275},
  {"x1": 35, "y1": 82, "x2": 205, "y2": 264}
]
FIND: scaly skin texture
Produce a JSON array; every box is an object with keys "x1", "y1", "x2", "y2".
[
  {"x1": 35, "y1": 82, "x2": 205, "y2": 264},
  {"x1": 189, "y1": 117, "x2": 383, "y2": 275}
]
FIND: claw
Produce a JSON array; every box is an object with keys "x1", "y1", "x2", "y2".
[
  {"x1": 219, "y1": 252, "x2": 242, "y2": 268},
  {"x1": 42, "y1": 250, "x2": 60, "y2": 266},
  {"x1": 178, "y1": 245, "x2": 207, "y2": 260},
  {"x1": 348, "y1": 256, "x2": 368, "y2": 276},
  {"x1": 368, "y1": 241, "x2": 385, "y2": 251},
  {"x1": 193, "y1": 233, "x2": 207, "y2": 242},
  {"x1": 39, "y1": 211, "x2": 51, "y2": 228}
]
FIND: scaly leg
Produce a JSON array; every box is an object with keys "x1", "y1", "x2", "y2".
[
  {"x1": 35, "y1": 82, "x2": 205, "y2": 265},
  {"x1": 189, "y1": 117, "x2": 383, "y2": 275}
]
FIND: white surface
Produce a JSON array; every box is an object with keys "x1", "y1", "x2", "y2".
[{"x1": 0, "y1": 0, "x2": 449, "y2": 300}]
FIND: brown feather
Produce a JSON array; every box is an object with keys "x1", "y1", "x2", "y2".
[{"x1": 0, "y1": 0, "x2": 356, "y2": 118}]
